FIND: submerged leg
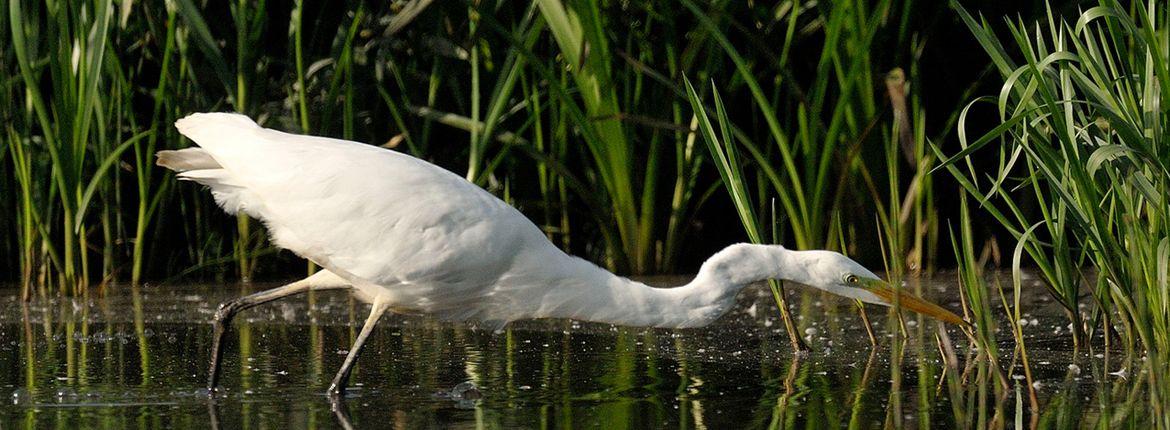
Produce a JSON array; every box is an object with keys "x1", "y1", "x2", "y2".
[
  {"x1": 208, "y1": 269, "x2": 349, "y2": 392},
  {"x1": 328, "y1": 297, "x2": 390, "y2": 398},
  {"x1": 330, "y1": 394, "x2": 356, "y2": 429}
]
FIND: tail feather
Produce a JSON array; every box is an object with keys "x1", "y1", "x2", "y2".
[
  {"x1": 173, "y1": 112, "x2": 261, "y2": 150},
  {"x1": 170, "y1": 168, "x2": 253, "y2": 216},
  {"x1": 159, "y1": 114, "x2": 262, "y2": 217},
  {"x1": 156, "y1": 148, "x2": 220, "y2": 172}
]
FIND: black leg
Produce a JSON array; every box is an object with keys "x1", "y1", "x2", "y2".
[
  {"x1": 208, "y1": 270, "x2": 349, "y2": 393},
  {"x1": 327, "y1": 298, "x2": 389, "y2": 399}
]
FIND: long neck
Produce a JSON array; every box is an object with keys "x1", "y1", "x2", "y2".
[{"x1": 527, "y1": 243, "x2": 795, "y2": 328}]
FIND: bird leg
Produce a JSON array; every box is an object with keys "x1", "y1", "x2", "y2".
[
  {"x1": 208, "y1": 270, "x2": 349, "y2": 393},
  {"x1": 328, "y1": 297, "x2": 390, "y2": 399},
  {"x1": 330, "y1": 395, "x2": 356, "y2": 430}
]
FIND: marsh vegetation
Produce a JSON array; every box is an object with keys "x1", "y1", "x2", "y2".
[{"x1": 2, "y1": 0, "x2": 1167, "y2": 427}]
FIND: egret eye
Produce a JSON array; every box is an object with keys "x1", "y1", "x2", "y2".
[{"x1": 845, "y1": 274, "x2": 860, "y2": 284}]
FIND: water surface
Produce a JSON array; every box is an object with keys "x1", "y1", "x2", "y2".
[{"x1": 0, "y1": 276, "x2": 1140, "y2": 428}]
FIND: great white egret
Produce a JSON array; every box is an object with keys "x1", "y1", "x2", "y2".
[{"x1": 158, "y1": 112, "x2": 968, "y2": 397}]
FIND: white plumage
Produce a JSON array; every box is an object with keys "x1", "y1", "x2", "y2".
[{"x1": 158, "y1": 112, "x2": 966, "y2": 396}]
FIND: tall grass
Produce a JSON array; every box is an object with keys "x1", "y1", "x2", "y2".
[
  {"x1": 535, "y1": 0, "x2": 638, "y2": 272},
  {"x1": 680, "y1": 0, "x2": 978, "y2": 348},
  {"x1": 679, "y1": 0, "x2": 950, "y2": 275},
  {"x1": 0, "y1": 1, "x2": 1007, "y2": 298},
  {"x1": 947, "y1": 192, "x2": 1014, "y2": 428},
  {"x1": 7, "y1": 0, "x2": 141, "y2": 295},
  {"x1": 684, "y1": 76, "x2": 807, "y2": 351},
  {"x1": 941, "y1": 0, "x2": 1170, "y2": 424},
  {"x1": 525, "y1": 0, "x2": 711, "y2": 274}
]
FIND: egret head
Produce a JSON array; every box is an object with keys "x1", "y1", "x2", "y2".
[
  {"x1": 692, "y1": 244, "x2": 969, "y2": 328},
  {"x1": 795, "y1": 250, "x2": 969, "y2": 327}
]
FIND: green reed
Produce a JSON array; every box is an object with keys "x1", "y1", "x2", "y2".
[
  {"x1": 679, "y1": 0, "x2": 977, "y2": 350},
  {"x1": 129, "y1": 7, "x2": 177, "y2": 286},
  {"x1": 0, "y1": 0, "x2": 1023, "y2": 304},
  {"x1": 941, "y1": 0, "x2": 1170, "y2": 425},
  {"x1": 532, "y1": 0, "x2": 654, "y2": 273},
  {"x1": 525, "y1": 0, "x2": 616, "y2": 268},
  {"x1": 680, "y1": 0, "x2": 944, "y2": 273},
  {"x1": 7, "y1": 0, "x2": 144, "y2": 294},
  {"x1": 0, "y1": 1, "x2": 787, "y2": 288},
  {"x1": 948, "y1": 193, "x2": 1012, "y2": 399},
  {"x1": 420, "y1": 1, "x2": 712, "y2": 275},
  {"x1": 684, "y1": 77, "x2": 807, "y2": 351}
]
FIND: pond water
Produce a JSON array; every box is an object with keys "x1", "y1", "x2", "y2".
[{"x1": 0, "y1": 276, "x2": 1146, "y2": 429}]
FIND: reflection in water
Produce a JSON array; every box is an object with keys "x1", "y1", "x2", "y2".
[{"x1": 0, "y1": 278, "x2": 1153, "y2": 428}]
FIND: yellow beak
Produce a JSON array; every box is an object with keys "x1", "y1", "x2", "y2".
[{"x1": 862, "y1": 279, "x2": 970, "y2": 328}]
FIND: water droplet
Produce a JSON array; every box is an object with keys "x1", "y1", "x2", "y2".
[
  {"x1": 11, "y1": 388, "x2": 31, "y2": 406},
  {"x1": 55, "y1": 387, "x2": 78, "y2": 404}
]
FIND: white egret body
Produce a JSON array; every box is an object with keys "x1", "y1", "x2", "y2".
[{"x1": 158, "y1": 112, "x2": 967, "y2": 396}]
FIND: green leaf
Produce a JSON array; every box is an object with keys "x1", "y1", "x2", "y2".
[
  {"x1": 74, "y1": 131, "x2": 149, "y2": 233},
  {"x1": 684, "y1": 75, "x2": 761, "y2": 243},
  {"x1": 174, "y1": 0, "x2": 236, "y2": 98},
  {"x1": 1086, "y1": 144, "x2": 1133, "y2": 175}
]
